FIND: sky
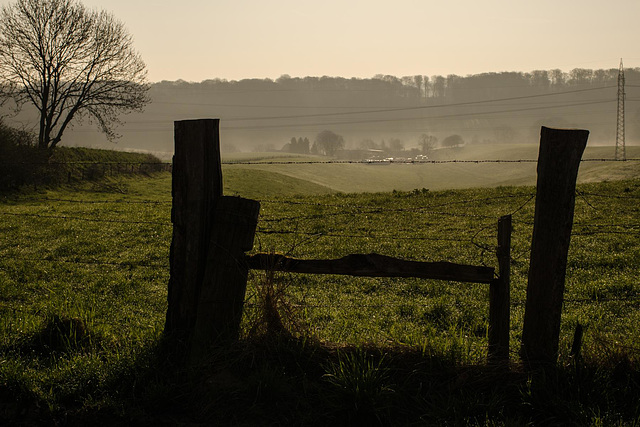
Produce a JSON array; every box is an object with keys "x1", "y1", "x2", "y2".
[{"x1": 3, "y1": 0, "x2": 640, "y2": 83}]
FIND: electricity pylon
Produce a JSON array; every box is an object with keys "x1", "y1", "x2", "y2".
[{"x1": 616, "y1": 59, "x2": 626, "y2": 161}]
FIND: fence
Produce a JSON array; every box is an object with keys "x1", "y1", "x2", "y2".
[
  {"x1": 165, "y1": 119, "x2": 597, "y2": 368},
  {"x1": 2, "y1": 122, "x2": 639, "y2": 369}
]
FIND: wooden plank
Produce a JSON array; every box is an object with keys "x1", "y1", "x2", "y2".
[
  {"x1": 521, "y1": 126, "x2": 588, "y2": 368},
  {"x1": 245, "y1": 253, "x2": 494, "y2": 284}
]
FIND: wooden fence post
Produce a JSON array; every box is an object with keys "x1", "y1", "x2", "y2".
[
  {"x1": 165, "y1": 119, "x2": 223, "y2": 344},
  {"x1": 521, "y1": 126, "x2": 588, "y2": 368},
  {"x1": 488, "y1": 214, "x2": 511, "y2": 365},
  {"x1": 191, "y1": 196, "x2": 260, "y2": 362}
]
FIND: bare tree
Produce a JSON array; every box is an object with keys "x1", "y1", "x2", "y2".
[
  {"x1": 0, "y1": 0, "x2": 149, "y2": 150},
  {"x1": 314, "y1": 130, "x2": 344, "y2": 156},
  {"x1": 418, "y1": 133, "x2": 437, "y2": 155}
]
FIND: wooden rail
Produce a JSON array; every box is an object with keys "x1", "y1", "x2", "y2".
[{"x1": 245, "y1": 253, "x2": 495, "y2": 283}]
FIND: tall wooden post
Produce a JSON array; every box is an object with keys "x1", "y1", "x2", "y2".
[
  {"x1": 521, "y1": 127, "x2": 588, "y2": 368},
  {"x1": 165, "y1": 119, "x2": 222, "y2": 342},
  {"x1": 488, "y1": 214, "x2": 511, "y2": 365}
]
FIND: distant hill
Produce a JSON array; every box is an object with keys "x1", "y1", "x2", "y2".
[{"x1": 4, "y1": 69, "x2": 640, "y2": 158}]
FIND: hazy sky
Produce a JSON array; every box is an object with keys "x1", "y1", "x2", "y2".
[{"x1": 3, "y1": 0, "x2": 640, "y2": 82}]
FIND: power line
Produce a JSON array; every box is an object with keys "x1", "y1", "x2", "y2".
[
  {"x1": 224, "y1": 86, "x2": 614, "y2": 122},
  {"x1": 69, "y1": 86, "x2": 613, "y2": 132},
  {"x1": 149, "y1": 86, "x2": 613, "y2": 122},
  {"x1": 222, "y1": 99, "x2": 616, "y2": 130},
  {"x1": 152, "y1": 101, "x2": 387, "y2": 110}
]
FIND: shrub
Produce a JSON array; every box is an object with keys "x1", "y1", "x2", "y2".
[{"x1": 0, "y1": 120, "x2": 45, "y2": 191}]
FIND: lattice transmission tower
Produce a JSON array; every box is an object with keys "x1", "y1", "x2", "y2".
[{"x1": 616, "y1": 58, "x2": 626, "y2": 161}]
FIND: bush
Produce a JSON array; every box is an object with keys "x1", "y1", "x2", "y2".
[
  {"x1": 442, "y1": 134, "x2": 464, "y2": 148},
  {"x1": 0, "y1": 121, "x2": 166, "y2": 192},
  {"x1": 0, "y1": 121, "x2": 46, "y2": 191}
]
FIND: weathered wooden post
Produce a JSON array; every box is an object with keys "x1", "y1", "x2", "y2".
[
  {"x1": 165, "y1": 119, "x2": 223, "y2": 344},
  {"x1": 191, "y1": 196, "x2": 260, "y2": 361},
  {"x1": 488, "y1": 214, "x2": 511, "y2": 365},
  {"x1": 165, "y1": 118, "x2": 260, "y2": 364},
  {"x1": 521, "y1": 126, "x2": 589, "y2": 368}
]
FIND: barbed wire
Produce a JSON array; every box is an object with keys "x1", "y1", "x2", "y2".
[
  {"x1": 572, "y1": 230, "x2": 640, "y2": 236},
  {"x1": 260, "y1": 193, "x2": 534, "y2": 209},
  {"x1": 2, "y1": 197, "x2": 172, "y2": 205},
  {"x1": 563, "y1": 297, "x2": 640, "y2": 304},
  {"x1": 2, "y1": 204, "x2": 635, "y2": 242},
  {"x1": 4, "y1": 192, "x2": 636, "y2": 241},
  {"x1": 0, "y1": 211, "x2": 171, "y2": 226},
  {"x1": 1, "y1": 158, "x2": 639, "y2": 167},
  {"x1": 255, "y1": 228, "x2": 469, "y2": 242},
  {"x1": 576, "y1": 190, "x2": 640, "y2": 200},
  {"x1": 0, "y1": 254, "x2": 167, "y2": 269},
  {"x1": 261, "y1": 208, "x2": 498, "y2": 223},
  {"x1": 222, "y1": 158, "x2": 640, "y2": 165},
  {"x1": 3, "y1": 189, "x2": 633, "y2": 208},
  {"x1": 0, "y1": 161, "x2": 172, "y2": 166},
  {"x1": 573, "y1": 223, "x2": 640, "y2": 229}
]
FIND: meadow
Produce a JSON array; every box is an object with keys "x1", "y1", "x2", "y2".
[
  {"x1": 0, "y1": 149, "x2": 639, "y2": 425},
  {"x1": 222, "y1": 144, "x2": 640, "y2": 193}
]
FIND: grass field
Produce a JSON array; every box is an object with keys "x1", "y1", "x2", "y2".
[
  {"x1": 1, "y1": 152, "x2": 640, "y2": 424},
  {"x1": 222, "y1": 145, "x2": 640, "y2": 194}
]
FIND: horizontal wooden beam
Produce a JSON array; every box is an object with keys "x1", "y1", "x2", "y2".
[{"x1": 245, "y1": 253, "x2": 494, "y2": 284}]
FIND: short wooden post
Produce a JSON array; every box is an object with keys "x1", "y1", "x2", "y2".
[
  {"x1": 570, "y1": 323, "x2": 584, "y2": 358},
  {"x1": 165, "y1": 119, "x2": 223, "y2": 343},
  {"x1": 488, "y1": 214, "x2": 511, "y2": 365},
  {"x1": 521, "y1": 127, "x2": 588, "y2": 368},
  {"x1": 191, "y1": 196, "x2": 260, "y2": 361}
]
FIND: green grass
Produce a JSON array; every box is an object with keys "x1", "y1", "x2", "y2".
[{"x1": 1, "y1": 166, "x2": 639, "y2": 425}]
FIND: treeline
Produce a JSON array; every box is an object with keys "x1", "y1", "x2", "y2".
[
  {"x1": 139, "y1": 67, "x2": 639, "y2": 153},
  {"x1": 152, "y1": 67, "x2": 640, "y2": 103},
  {"x1": 16, "y1": 67, "x2": 637, "y2": 153}
]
